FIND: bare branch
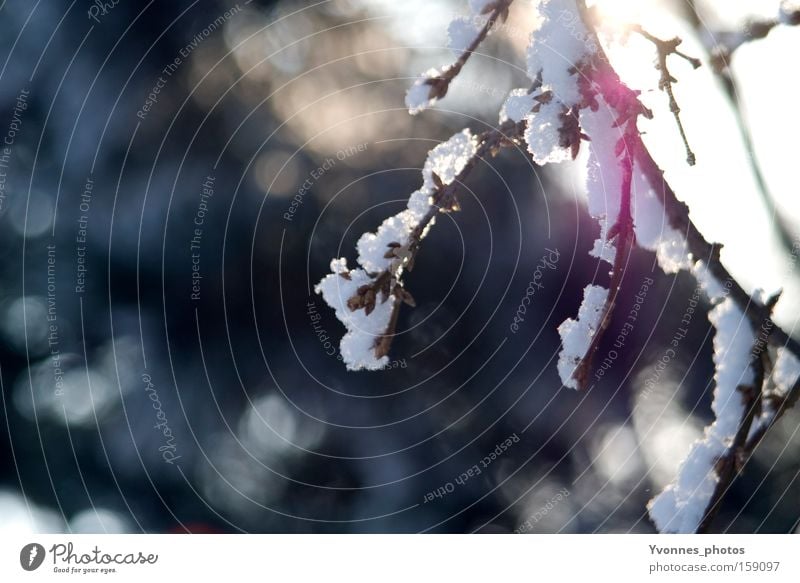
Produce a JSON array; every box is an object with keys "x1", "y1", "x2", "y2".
[
  {"x1": 633, "y1": 25, "x2": 700, "y2": 166},
  {"x1": 344, "y1": 118, "x2": 527, "y2": 358}
]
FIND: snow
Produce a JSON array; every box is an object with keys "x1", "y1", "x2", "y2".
[
  {"x1": 314, "y1": 259, "x2": 394, "y2": 371},
  {"x1": 316, "y1": 130, "x2": 478, "y2": 370},
  {"x1": 692, "y1": 261, "x2": 727, "y2": 302},
  {"x1": 358, "y1": 129, "x2": 476, "y2": 273},
  {"x1": 708, "y1": 299, "x2": 755, "y2": 437},
  {"x1": 576, "y1": 98, "x2": 694, "y2": 272},
  {"x1": 526, "y1": 0, "x2": 592, "y2": 105},
  {"x1": 647, "y1": 298, "x2": 755, "y2": 533},
  {"x1": 405, "y1": 68, "x2": 441, "y2": 115},
  {"x1": 500, "y1": 88, "x2": 536, "y2": 123},
  {"x1": 448, "y1": 16, "x2": 481, "y2": 57},
  {"x1": 654, "y1": 230, "x2": 692, "y2": 274},
  {"x1": 647, "y1": 437, "x2": 726, "y2": 534},
  {"x1": 524, "y1": 97, "x2": 571, "y2": 165},
  {"x1": 422, "y1": 128, "x2": 478, "y2": 189},
  {"x1": 772, "y1": 346, "x2": 800, "y2": 394},
  {"x1": 631, "y1": 166, "x2": 693, "y2": 273},
  {"x1": 749, "y1": 347, "x2": 800, "y2": 439},
  {"x1": 580, "y1": 97, "x2": 623, "y2": 265},
  {"x1": 356, "y1": 207, "x2": 423, "y2": 274},
  {"x1": 557, "y1": 284, "x2": 609, "y2": 389}
]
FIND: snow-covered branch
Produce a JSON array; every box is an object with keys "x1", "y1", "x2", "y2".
[
  {"x1": 315, "y1": 120, "x2": 526, "y2": 370},
  {"x1": 406, "y1": 0, "x2": 515, "y2": 114},
  {"x1": 314, "y1": 0, "x2": 800, "y2": 532}
]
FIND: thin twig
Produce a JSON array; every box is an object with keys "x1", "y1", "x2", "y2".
[
  {"x1": 633, "y1": 25, "x2": 700, "y2": 166},
  {"x1": 425, "y1": 0, "x2": 515, "y2": 102}
]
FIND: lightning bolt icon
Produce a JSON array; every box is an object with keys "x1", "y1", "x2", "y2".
[{"x1": 29, "y1": 546, "x2": 38, "y2": 567}]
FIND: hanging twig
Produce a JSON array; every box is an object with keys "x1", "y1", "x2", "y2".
[{"x1": 632, "y1": 25, "x2": 700, "y2": 166}]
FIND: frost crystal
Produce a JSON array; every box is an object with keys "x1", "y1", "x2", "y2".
[
  {"x1": 557, "y1": 284, "x2": 608, "y2": 389},
  {"x1": 647, "y1": 299, "x2": 755, "y2": 533},
  {"x1": 316, "y1": 130, "x2": 477, "y2": 370}
]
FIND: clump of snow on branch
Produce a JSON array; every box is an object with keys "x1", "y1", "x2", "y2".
[
  {"x1": 557, "y1": 284, "x2": 608, "y2": 389},
  {"x1": 500, "y1": 88, "x2": 536, "y2": 123},
  {"x1": 405, "y1": 67, "x2": 447, "y2": 115},
  {"x1": 647, "y1": 299, "x2": 755, "y2": 533},
  {"x1": 630, "y1": 165, "x2": 693, "y2": 273},
  {"x1": 316, "y1": 130, "x2": 478, "y2": 371},
  {"x1": 523, "y1": 97, "x2": 574, "y2": 164},
  {"x1": 577, "y1": 99, "x2": 694, "y2": 271},
  {"x1": 357, "y1": 129, "x2": 477, "y2": 273},
  {"x1": 448, "y1": 17, "x2": 482, "y2": 57},
  {"x1": 406, "y1": 0, "x2": 503, "y2": 115},
  {"x1": 519, "y1": 0, "x2": 592, "y2": 165},
  {"x1": 315, "y1": 260, "x2": 396, "y2": 371},
  {"x1": 692, "y1": 261, "x2": 727, "y2": 301},
  {"x1": 355, "y1": 190, "x2": 431, "y2": 274},
  {"x1": 770, "y1": 347, "x2": 800, "y2": 395},
  {"x1": 580, "y1": 98, "x2": 623, "y2": 265},
  {"x1": 526, "y1": 0, "x2": 591, "y2": 104},
  {"x1": 422, "y1": 129, "x2": 477, "y2": 188},
  {"x1": 749, "y1": 347, "x2": 800, "y2": 439}
]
